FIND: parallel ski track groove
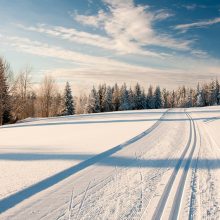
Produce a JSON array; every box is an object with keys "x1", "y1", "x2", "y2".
[
  {"x1": 54, "y1": 110, "x2": 171, "y2": 219},
  {"x1": 151, "y1": 111, "x2": 196, "y2": 220},
  {"x1": 169, "y1": 112, "x2": 197, "y2": 219},
  {"x1": 188, "y1": 121, "x2": 201, "y2": 220},
  {"x1": 0, "y1": 110, "x2": 169, "y2": 215},
  {"x1": 79, "y1": 110, "x2": 184, "y2": 220}
]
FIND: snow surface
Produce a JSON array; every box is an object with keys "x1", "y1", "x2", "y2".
[
  {"x1": 0, "y1": 109, "x2": 165, "y2": 200},
  {"x1": 1, "y1": 107, "x2": 220, "y2": 220}
]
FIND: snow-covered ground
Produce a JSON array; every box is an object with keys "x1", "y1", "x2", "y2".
[
  {"x1": 0, "y1": 109, "x2": 165, "y2": 200},
  {"x1": 1, "y1": 107, "x2": 220, "y2": 219}
]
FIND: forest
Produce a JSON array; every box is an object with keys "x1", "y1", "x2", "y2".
[{"x1": 1, "y1": 57, "x2": 220, "y2": 125}]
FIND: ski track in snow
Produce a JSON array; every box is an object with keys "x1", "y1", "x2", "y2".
[
  {"x1": 197, "y1": 122, "x2": 220, "y2": 219},
  {"x1": 1, "y1": 107, "x2": 220, "y2": 219}
]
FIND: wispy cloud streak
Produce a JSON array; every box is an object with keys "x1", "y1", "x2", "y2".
[
  {"x1": 16, "y1": 23, "x2": 161, "y2": 57},
  {"x1": 175, "y1": 17, "x2": 220, "y2": 30}
]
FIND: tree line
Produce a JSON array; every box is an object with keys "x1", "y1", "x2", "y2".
[
  {"x1": 0, "y1": 57, "x2": 74, "y2": 125},
  {"x1": 80, "y1": 80, "x2": 220, "y2": 114},
  {"x1": 0, "y1": 57, "x2": 220, "y2": 125}
]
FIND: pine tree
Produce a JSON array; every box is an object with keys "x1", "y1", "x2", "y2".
[
  {"x1": 186, "y1": 89, "x2": 193, "y2": 108},
  {"x1": 170, "y1": 90, "x2": 175, "y2": 108},
  {"x1": 215, "y1": 79, "x2": 220, "y2": 105},
  {"x1": 195, "y1": 83, "x2": 200, "y2": 106},
  {"x1": 209, "y1": 80, "x2": 216, "y2": 105},
  {"x1": 154, "y1": 86, "x2": 162, "y2": 109},
  {"x1": 103, "y1": 86, "x2": 113, "y2": 112},
  {"x1": 98, "y1": 84, "x2": 107, "y2": 112},
  {"x1": 128, "y1": 87, "x2": 135, "y2": 110},
  {"x1": 0, "y1": 58, "x2": 10, "y2": 125},
  {"x1": 87, "y1": 86, "x2": 100, "y2": 113},
  {"x1": 63, "y1": 82, "x2": 74, "y2": 115},
  {"x1": 112, "y1": 83, "x2": 120, "y2": 111},
  {"x1": 162, "y1": 88, "x2": 169, "y2": 108},
  {"x1": 141, "y1": 89, "x2": 147, "y2": 109},
  {"x1": 196, "y1": 91, "x2": 203, "y2": 107},
  {"x1": 181, "y1": 86, "x2": 187, "y2": 107},
  {"x1": 146, "y1": 85, "x2": 155, "y2": 109},
  {"x1": 134, "y1": 83, "x2": 143, "y2": 109},
  {"x1": 201, "y1": 84, "x2": 209, "y2": 106},
  {"x1": 119, "y1": 83, "x2": 130, "y2": 110}
]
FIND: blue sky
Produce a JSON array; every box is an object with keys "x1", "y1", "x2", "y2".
[{"x1": 0, "y1": 0, "x2": 220, "y2": 93}]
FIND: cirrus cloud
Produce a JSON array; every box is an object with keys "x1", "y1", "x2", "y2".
[{"x1": 175, "y1": 17, "x2": 220, "y2": 31}]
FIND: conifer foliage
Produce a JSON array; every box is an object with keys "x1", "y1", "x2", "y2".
[
  {"x1": 0, "y1": 58, "x2": 10, "y2": 125},
  {"x1": 85, "y1": 80, "x2": 220, "y2": 114},
  {"x1": 63, "y1": 82, "x2": 74, "y2": 115},
  {"x1": 87, "y1": 86, "x2": 100, "y2": 113}
]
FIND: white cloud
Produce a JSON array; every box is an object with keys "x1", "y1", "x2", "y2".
[
  {"x1": 1, "y1": 35, "x2": 168, "y2": 72},
  {"x1": 72, "y1": 0, "x2": 192, "y2": 52},
  {"x1": 42, "y1": 60, "x2": 220, "y2": 95},
  {"x1": 0, "y1": 34, "x2": 198, "y2": 86},
  {"x1": 17, "y1": 23, "x2": 111, "y2": 51},
  {"x1": 175, "y1": 17, "x2": 220, "y2": 30},
  {"x1": 74, "y1": 10, "x2": 106, "y2": 27},
  {"x1": 183, "y1": 4, "x2": 197, "y2": 10},
  {"x1": 17, "y1": 23, "x2": 162, "y2": 57},
  {"x1": 103, "y1": 0, "x2": 133, "y2": 8},
  {"x1": 1, "y1": 0, "x2": 219, "y2": 94},
  {"x1": 153, "y1": 9, "x2": 174, "y2": 21},
  {"x1": 15, "y1": 0, "x2": 194, "y2": 58},
  {"x1": 1, "y1": 34, "x2": 220, "y2": 94},
  {"x1": 190, "y1": 49, "x2": 208, "y2": 58}
]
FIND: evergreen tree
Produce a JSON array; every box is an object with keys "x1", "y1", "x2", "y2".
[
  {"x1": 98, "y1": 84, "x2": 107, "y2": 112},
  {"x1": 186, "y1": 89, "x2": 193, "y2": 107},
  {"x1": 103, "y1": 86, "x2": 113, "y2": 112},
  {"x1": 112, "y1": 83, "x2": 120, "y2": 111},
  {"x1": 209, "y1": 80, "x2": 216, "y2": 105},
  {"x1": 141, "y1": 91, "x2": 147, "y2": 109},
  {"x1": 181, "y1": 86, "x2": 187, "y2": 107},
  {"x1": 196, "y1": 91, "x2": 203, "y2": 107},
  {"x1": 0, "y1": 58, "x2": 10, "y2": 125},
  {"x1": 215, "y1": 79, "x2": 220, "y2": 105},
  {"x1": 162, "y1": 88, "x2": 169, "y2": 108},
  {"x1": 154, "y1": 86, "x2": 162, "y2": 109},
  {"x1": 146, "y1": 85, "x2": 155, "y2": 109},
  {"x1": 87, "y1": 86, "x2": 100, "y2": 113},
  {"x1": 134, "y1": 83, "x2": 144, "y2": 109},
  {"x1": 201, "y1": 84, "x2": 209, "y2": 106},
  {"x1": 195, "y1": 83, "x2": 200, "y2": 106},
  {"x1": 128, "y1": 87, "x2": 135, "y2": 110},
  {"x1": 63, "y1": 82, "x2": 74, "y2": 115},
  {"x1": 170, "y1": 90, "x2": 175, "y2": 108},
  {"x1": 119, "y1": 84, "x2": 130, "y2": 110}
]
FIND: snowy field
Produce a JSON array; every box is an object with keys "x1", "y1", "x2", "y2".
[
  {"x1": 0, "y1": 109, "x2": 165, "y2": 200},
  {"x1": 1, "y1": 107, "x2": 220, "y2": 219}
]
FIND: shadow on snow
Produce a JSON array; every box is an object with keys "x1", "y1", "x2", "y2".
[
  {"x1": 1, "y1": 150, "x2": 220, "y2": 213},
  {"x1": 1, "y1": 116, "x2": 220, "y2": 129}
]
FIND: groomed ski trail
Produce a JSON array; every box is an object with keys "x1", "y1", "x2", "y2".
[{"x1": 2, "y1": 108, "x2": 220, "y2": 220}]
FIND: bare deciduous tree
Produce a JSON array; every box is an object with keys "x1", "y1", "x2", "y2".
[
  {"x1": 12, "y1": 65, "x2": 33, "y2": 120},
  {"x1": 38, "y1": 75, "x2": 56, "y2": 117},
  {"x1": 75, "y1": 93, "x2": 88, "y2": 114},
  {"x1": 50, "y1": 90, "x2": 63, "y2": 116}
]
